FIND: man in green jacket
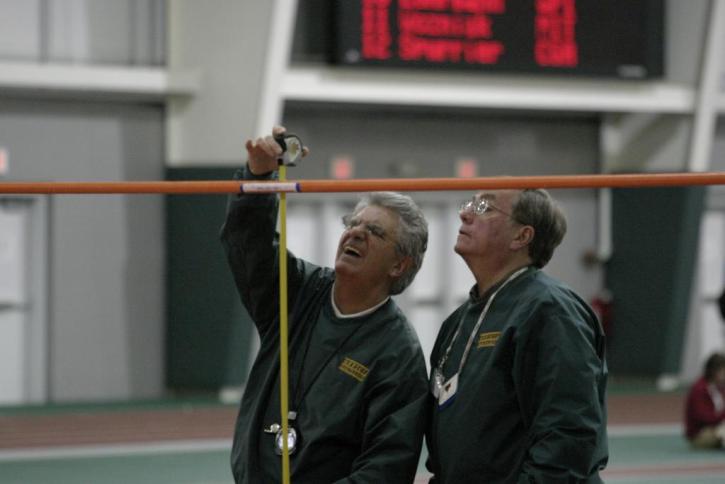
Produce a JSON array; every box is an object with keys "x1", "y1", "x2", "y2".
[
  {"x1": 426, "y1": 189, "x2": 608, "y2": 483},
  {"x1": 221, "y1": 126, "x2": 429, "y2": 483}
]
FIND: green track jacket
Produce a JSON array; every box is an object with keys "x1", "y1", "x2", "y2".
[
  {"x1": 221, "y1": 167, "x2": 428, "y2": 483},
  {"x1": 426, "y1": 267, "x2": 608, "y2": 483}
]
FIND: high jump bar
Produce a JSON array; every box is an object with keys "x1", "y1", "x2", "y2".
[{"x1": 1, "y1": 172, "x2": 725, "y2": 194}]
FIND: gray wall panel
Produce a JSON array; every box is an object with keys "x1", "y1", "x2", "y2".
[
  {"x1": 0, "y1": 0, "x2": 41, "y2": 60},
  {"x1": 0, "y1": 99, "x2": 164, "y2": 401},
  {"x1": 0, "y1": 0, "x2": 165, "y2": 65},
  {"x1": 48, "y1": 0, "x2": 164, "y2": 65}
]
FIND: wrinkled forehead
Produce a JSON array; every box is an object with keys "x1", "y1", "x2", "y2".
[{"x1": 352, "y1": 204, "x2": 398, "y2": 226}]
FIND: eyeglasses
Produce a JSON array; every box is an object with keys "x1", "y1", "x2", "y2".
[
  {"x1": 342, "y1": 215, "x2": 402, "y2": 251},
  {"x1": 459, "y1": 197, "x2": 515, "y2": 219},
  {"x1": 342, "y1": 215, "x2": 389, "y2": 240}
]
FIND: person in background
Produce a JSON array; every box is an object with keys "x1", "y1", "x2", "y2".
[
  {"x1": 426, "y1": 188, "x2": 609, "y2": 483},
  {"x1": 685, "y1": 352, "x2": 725, "y2": 449},
  {"x1": 220, "y1": 126, "x2": 430, "y2": 483}
]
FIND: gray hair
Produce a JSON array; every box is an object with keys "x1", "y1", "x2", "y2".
[
  {"x1": 350, "y1": 192, "x2": 428, "y2": 295},
  {"x1": 511, "y1": 189, "x2": 567, "y2": 268}
]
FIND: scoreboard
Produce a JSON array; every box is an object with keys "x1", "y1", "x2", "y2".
[{"x1": 332, "y1": 0, "x2": 664, "y2": 78}]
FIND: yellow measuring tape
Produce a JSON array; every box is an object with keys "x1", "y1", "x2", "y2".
[{"x1": 278, "y1": 164, "x2": 292, "y2": 484}]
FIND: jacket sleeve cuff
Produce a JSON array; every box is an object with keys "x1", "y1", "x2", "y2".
[{"x1": 235, "y1": 163, "x2": 279, "y2": 181}]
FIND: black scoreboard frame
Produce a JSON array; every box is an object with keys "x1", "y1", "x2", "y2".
[{"x1": 331, "y1": 0, "x2": 665, "y2": 79}]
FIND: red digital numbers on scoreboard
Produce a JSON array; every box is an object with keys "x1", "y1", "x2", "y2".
[
  {"x1": 361, "y1": 0, "x2": 393, "y2": 60},
  {"x1": 534, "y1": 0, "x2": 578, "y2": 67},
  {"x1": 394, "y1": 0, "x2": 505, "y2": 64},
  {"x1": 336, "y1": 0, "x2": 664, "y2": 78}
]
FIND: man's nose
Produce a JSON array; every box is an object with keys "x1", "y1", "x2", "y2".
[{"x1": 348, "y1": 225, "x2": 367, "y2": 239}]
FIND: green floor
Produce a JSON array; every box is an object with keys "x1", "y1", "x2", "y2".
[
  {"x1": 1, "y1": 431, "x2": 723, "y2": 484},
  {"x1": 0, "y1": 450, "x2": 232, "y2": 484},
  {"x1": 605, "y1": 433, "x2": 725, "y2": 483}
]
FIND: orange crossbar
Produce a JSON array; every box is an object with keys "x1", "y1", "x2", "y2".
[{"x1": 1, "y1": 172, "x2": 725, "y2": 194}]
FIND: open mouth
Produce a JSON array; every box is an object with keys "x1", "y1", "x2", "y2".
[{"x1": 343, "y1": 246, "x2": 361, "y2": 257}]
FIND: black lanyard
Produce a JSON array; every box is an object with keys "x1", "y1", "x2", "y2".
[{"x1": 288, "y1": 297, "x2": 368, "y2": 413}]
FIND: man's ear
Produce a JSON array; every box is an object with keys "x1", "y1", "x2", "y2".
[
  {"x1": 511, "y1": 225, "x2": 534, "y2": 251},
  {"x1": 389, "y1": 255, "x2": 412, "y2": 278}
]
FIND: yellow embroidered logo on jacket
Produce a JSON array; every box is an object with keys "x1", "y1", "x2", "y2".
[
  {"x1": 339, "y1": 357, "x2": 369, "y2": 382},
  {"x1": 477, "y1": 331, "x2": 501, "y2": 349}
]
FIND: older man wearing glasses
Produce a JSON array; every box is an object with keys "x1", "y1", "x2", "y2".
[
  {"x1": 221, "y1": 127, "x2": 430, "y2": 484},
  {"x1": 425, "y1": 189, "x2": 609, "y2": 483}
]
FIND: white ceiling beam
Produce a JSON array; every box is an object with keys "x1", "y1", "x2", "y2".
[
  {"x1": 688, "y1": 0, "x2": 725, "y2": 172},
  {"x1": 282, "y1": 66, "x2": 694, "y2": 114},
  {"x1": 0, "y1": 61, "x2": 198, "y2": 100}
]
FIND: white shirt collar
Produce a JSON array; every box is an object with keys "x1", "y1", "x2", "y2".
[{"x1": 330, "y1": 284, "x2": 390, "y2": 319}]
